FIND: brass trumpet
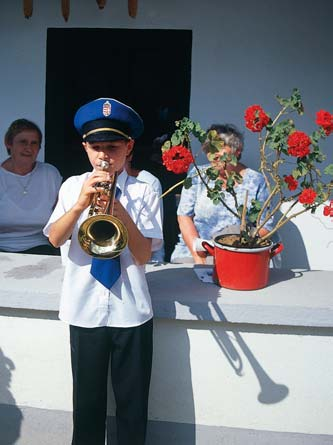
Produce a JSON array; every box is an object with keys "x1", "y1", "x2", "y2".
[{"x1": 78, "y1": 161, "x2": 128, "y2": 258}]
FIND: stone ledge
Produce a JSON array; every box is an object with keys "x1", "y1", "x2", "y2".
[{"x1": 1, "y1": 253, "x2": 333, "y2": 328}]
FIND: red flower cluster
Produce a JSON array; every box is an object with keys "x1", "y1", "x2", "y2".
[
  {"x1": 284, "y1": 175, "x2": 298, "y2": 191},
  {"x1": 162, "y1": 145, "x2": 194, "y2": 174},
  {"x1": 298, "y1": 188, "x2": 317, "y2": 205},
  {"x1": 323, "y1": 200, "x2": 333, "y2": 217},
  {"x1": 287, "y1": 131, "x2": 311, "y2": 157},
  {"x1": 244, "y1": 105, "x2": 270, "y2": 132},
  {"x1": 316, "y1": 110, "x2": 333, "y2": 136}
]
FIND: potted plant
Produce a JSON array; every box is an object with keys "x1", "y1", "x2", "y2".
[{"x1": 161, "y1": 89, "x2": 333, "y2": 290}]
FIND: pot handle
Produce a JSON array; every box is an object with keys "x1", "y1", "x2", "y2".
[
  {"x1": 270, "y1": 242, "x2": 284, "y2": 258},
  {"x1": 202, "y1": 241, "x2": 214, "y2": 256}
]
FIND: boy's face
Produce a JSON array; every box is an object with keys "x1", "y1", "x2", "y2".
[{"x1": 83, "y1": 139, "x2": 134, "y2": 174}]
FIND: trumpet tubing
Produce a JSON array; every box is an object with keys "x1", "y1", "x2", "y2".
[{"x1": 78, "y1": 166, "x2": 128, "y2": 259}]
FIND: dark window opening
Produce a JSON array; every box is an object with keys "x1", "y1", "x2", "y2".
[{"x1": 45, "y1": 28, "x2": 192, "y2": 261}]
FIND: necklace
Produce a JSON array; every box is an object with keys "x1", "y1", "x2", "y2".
[{"x1": 16, "y1": 164, "x2": 38, "y2": 195}]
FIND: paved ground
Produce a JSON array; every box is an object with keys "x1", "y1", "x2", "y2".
[{"x1": 1, "y1": 404, "x2": 333, "y2": 445}]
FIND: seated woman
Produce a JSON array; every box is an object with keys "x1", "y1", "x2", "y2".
[
  {"x1": 0, "y1": 119, "x2": 62, "y2": 254},
  {"x1": 171, "y1": 123, "x2": 273, "y2": 264}
]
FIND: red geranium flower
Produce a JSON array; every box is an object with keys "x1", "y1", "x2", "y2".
[
  {"x1": 316, "y1": 110, "x2": 333, "y2": 136},
  {"x1": 298, "y1": 188, "x2": 317, "y2": 205},
  {"x1": 323, "y1": 200, "x2": 333, "y2": 217},
  {"x1": 244, "y1": 105, "x2": 270, "y2": 132},
  {"x1": 284, "y1": 175, "x2": 298, "y2": 191},
  {"x1": 287, "y1": 131, "x2": 311, "y2": 157},
  {"x1": 162, "y1": 145, "x2": 194, "y2": 174}
]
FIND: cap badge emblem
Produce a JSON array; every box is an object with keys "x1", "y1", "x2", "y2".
[{"x1": 102, "y1": 100, "x2": 112, "y2": 117}]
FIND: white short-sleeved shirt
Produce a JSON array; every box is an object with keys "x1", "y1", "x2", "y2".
[
  {"x1": 136, "y1": 170, "x2": 165, "y2": 263},
  {"x1": 0, "y1": 162, "x2": 62, "y2": 252},
  {"x1": 137, "y1": 170, "x2": 162, "y2": 197},
  {"x1": 44, "y1": 169, "x2": 163, "y2": 328}
]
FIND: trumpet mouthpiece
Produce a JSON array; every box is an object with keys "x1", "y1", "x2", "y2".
[{"x1": 99, "y1": 160, "x2": 110, "y2": 171}]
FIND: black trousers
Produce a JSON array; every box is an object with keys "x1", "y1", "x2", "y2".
[{"x1": 70, "y1": 318, "x2": 153, "y2": 445}]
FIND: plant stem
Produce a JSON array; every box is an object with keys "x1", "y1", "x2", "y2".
[
  {"x1": 159, "y1": 178, "x2": 187, "y2": 199},
  {"x1": 240, "y1": 190, "x2": 248, "y2": 233}
]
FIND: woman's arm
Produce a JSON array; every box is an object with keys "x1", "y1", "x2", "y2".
[{"x1": 178, "y1": 214, "x2": 207, "y2": 264}]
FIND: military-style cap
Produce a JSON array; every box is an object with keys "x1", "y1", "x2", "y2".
[{"x1": 74, "y1": 98, "x2": 144, "y2": 142}]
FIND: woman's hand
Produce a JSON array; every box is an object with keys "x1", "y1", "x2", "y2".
[
  {"x1": 178, "y1": 215, "x2": 209, "y2": 264},
  {"x1": 192, "y1": 250, "x2": 208, "y2": 264}
]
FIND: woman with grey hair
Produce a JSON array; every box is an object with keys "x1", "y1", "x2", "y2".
[
  {"x1": 202, "y1": 123, "x2": 244, "y2": 159},
  {"x1": 171, "y1": 123, "x2": 273, "y2": 264}
]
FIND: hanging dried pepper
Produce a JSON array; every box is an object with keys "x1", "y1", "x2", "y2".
[
  {"x1": 62, "y1": 0, "x2": 70, "y2": 21},
  {"x1": 96, "y1": 0, "x2": 107, "y2": 9},
  {"x1": 128, "y1": 0, "x2": 138, "y2": 18},
  {"x1": 23, "y1": 0, "x2": 33, "y2": 18}
]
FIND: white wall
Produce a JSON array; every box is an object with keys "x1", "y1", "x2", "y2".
[
  {"x1": 1, "y1": 315, "x2": 332, "y2": 435},
  {"x1": 1, "y1": 0, "x2": 333, "y2": 268},
  {"x1": 1, "y1": 0, "x2": 333, "y2": 168}
]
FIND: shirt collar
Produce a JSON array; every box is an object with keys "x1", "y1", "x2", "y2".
[{"x1": 116, "y1": 169, "x2": 128, "y2": 195}]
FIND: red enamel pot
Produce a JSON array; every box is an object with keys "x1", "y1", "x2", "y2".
[{"x1": 202, "y1": 235, "x2": 283, "y2": 290}]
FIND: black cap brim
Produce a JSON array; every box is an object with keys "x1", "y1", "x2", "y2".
[{"x1": 84, "y1": 131, "x2": 129, "y2": 143}]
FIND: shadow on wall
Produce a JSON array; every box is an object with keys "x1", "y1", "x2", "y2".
[
  {"x1": 148, "y1": 314, "x2": 196, "y2": 444},
  {"x1": 145, "y1": 265, "x2": 289, "y2": 433},
  {"x1": 106, "y1": 301, "x2": 196, "y2": 445},
  {"x1": 189, "y1": 302, "x2": 289, "y2": 405},
  {"x1": 0, "y1": 348, "x2": 23, "y2": 444},
  {"x1": 275, "y1": 203, "x2": 333, "y2": 271},
  {"x1": 276, "y1": 217, "x2": 310, "y2": 270}
]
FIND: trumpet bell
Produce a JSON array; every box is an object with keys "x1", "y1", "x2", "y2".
[{"x1": 78, "y1": 214, "x2": 128, "y2": 259}]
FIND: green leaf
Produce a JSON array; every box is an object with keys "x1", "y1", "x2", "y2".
[
  {"x1": 290, "y1": 88, "x2": 304, "y2": 114},
  {"x1": 226, "y1": 175, "x2": 236, "y2": 188},
  {"x1": 311, "y1": 130, "x2": 323, "y2": 144},
  {"x1": 251, "y1": 199, "x2": 263, "y2": 210},
  {"x1": 183, "y1": 177, "x2": 193, "y2": 189},
  {"x1": 229, "y1": 154, "x2": 238, "y2": 166},
  {"x1": 207, "y1": 129, "x2": 218, "y2": 141},
  {"x1": 275, "y1": 88, "x2": 303, "y2": 115},
  {"x1": 276, "y1": 95, "x2": 289, "y2": 107},
  {"x1": 291, "y1": 168, "x2": 303, "y2": 179},
  {"x1": 233, "y1": 172, "x2": 243, "y2": 184},
  {"x1": 324, "y1": 164, "x2": 333, "y2": 176},
  {"x1": 206, "y1": 167, "x2": 219, "y2": 180},
  {"x1": 161, "y1": 140, "x2": 171, "y2": 152},
  {"x1": 206, "y1": 189, "x2": 223, "y2": 205},
  {"x1": 194, "y1": 122, "x2": 203, "y2": 133},
  {"x1": 296, "y1": 160, "x2": 309, "y2": 176},
  {"x1": 170, "y1": 135, "x2": 181, "y2": 146},
  {"x1": 210, "y1": 140, "x2": 224, "y2": 152},
  {"x1": 214, "y1": 179, "x2": 224, "y2": 190},
  {"x1": 266, "y1": 119, "x2": 295, "y2": 152}
]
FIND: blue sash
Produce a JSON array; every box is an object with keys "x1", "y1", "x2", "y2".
[{"x1": 90, "y1": 187, "x2": 121, "y2": 289}]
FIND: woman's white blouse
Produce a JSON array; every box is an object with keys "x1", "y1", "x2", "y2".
[{"x1": 0, "y1": 162, "x2": 62, "y2": 251}]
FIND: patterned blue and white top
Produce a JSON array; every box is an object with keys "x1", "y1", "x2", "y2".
[{"x1": 171, "y1": 163, "x2": 274, "y2": 261}]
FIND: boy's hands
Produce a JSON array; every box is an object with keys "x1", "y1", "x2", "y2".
[{"x1": 75, "y1": 171, "x2": 111, "y2": 212}]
